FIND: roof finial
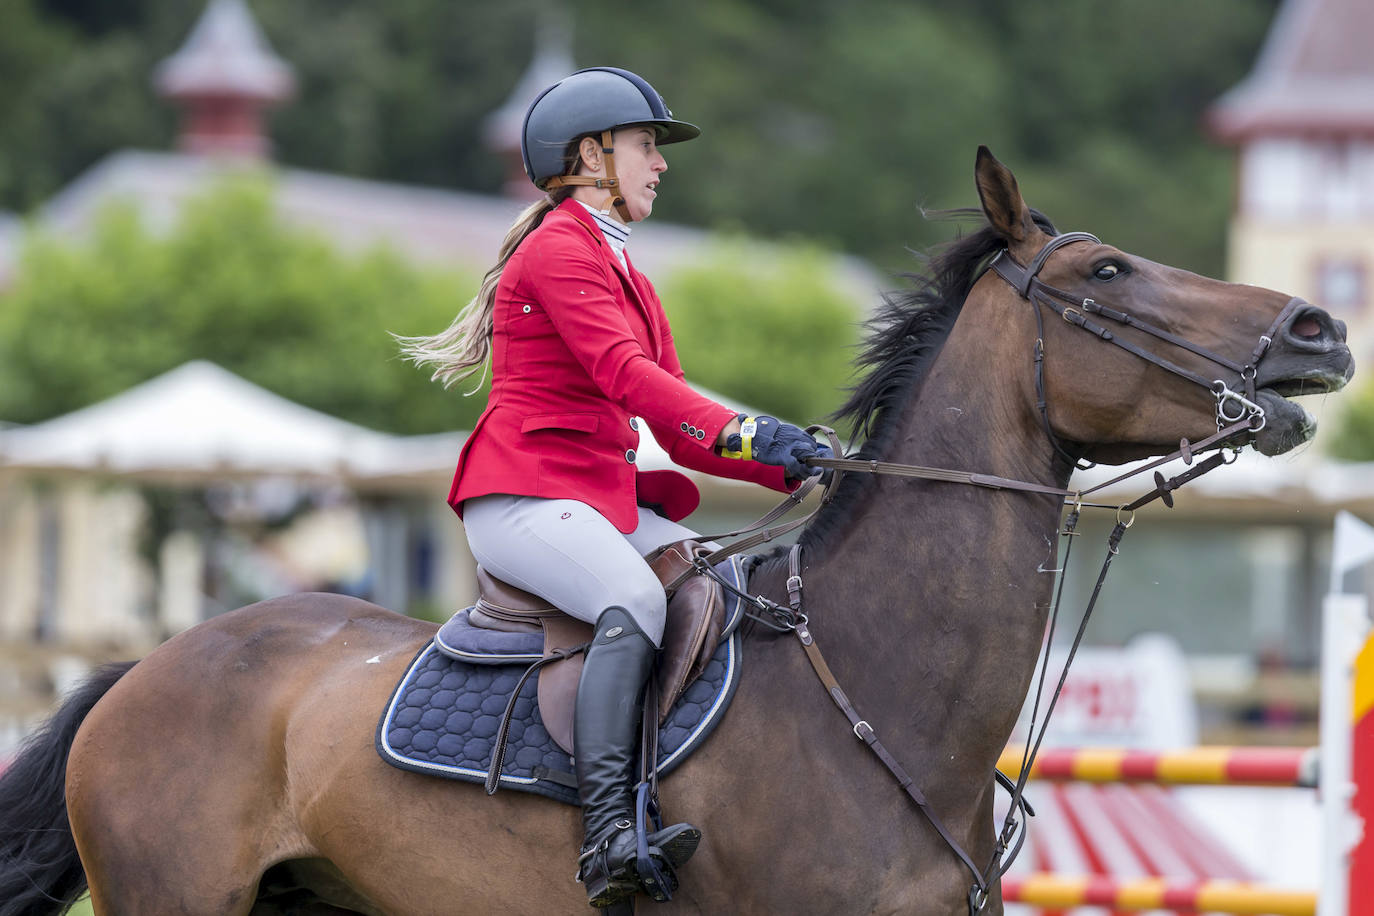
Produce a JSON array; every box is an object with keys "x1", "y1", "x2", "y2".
[
  {"x1": 154, "y1": 0, "x2": 296, "y2": 159},
  {"x1": 484, "y1": 8, "x2": 576, "y2": 198}
]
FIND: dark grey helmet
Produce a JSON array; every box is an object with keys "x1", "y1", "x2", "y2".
[{"x1": 521, "y1": 67, "x2": 700, "y2": 189}]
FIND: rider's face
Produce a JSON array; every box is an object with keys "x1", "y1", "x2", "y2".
[{"x1": 609, "y1": 127, "x2": 666, "y2": 223}]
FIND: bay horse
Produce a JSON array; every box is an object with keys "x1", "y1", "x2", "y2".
[{"x1": 0, "y1": 148, "x2": 1354, "y2": 915}]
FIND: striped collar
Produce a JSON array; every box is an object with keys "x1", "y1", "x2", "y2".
[{"x1": 575, "y1": 200, "x2": 631, "y2": 268}]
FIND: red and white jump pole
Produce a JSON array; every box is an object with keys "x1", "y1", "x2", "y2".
[{"x1": 995, "y1": 511, "x2": 1374, "y2": 915}]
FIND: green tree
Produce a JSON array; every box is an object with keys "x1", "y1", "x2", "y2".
[
  {"x1": 0, "y1": 0, "x2": 188, "y2": 209},
  {"x1": 1, "y1": 0, "x2": 1281, "y2": 279},
  {"x1": 254, "y1": 0, "x2": 545, "y2": 191},
  {"x1": 1328, "y1": 384, "x2": 1374, "y2": 461},
  {"x1": 0, "y1": 178, "x2": 864, "y2": 436},
  {"x1": 573, "y1": 0, "x2": 1278, "y2": 276},
  {"x1": 658, "y1": 239, "x2": 861, "y2": 426},
  {"x1": 0, "y1": 176, "x2": 486, "y2": 433}
]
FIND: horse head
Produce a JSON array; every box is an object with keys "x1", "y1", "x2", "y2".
[{"x1": 973, "y1": 146, "x2": 1354, "y2": 465}]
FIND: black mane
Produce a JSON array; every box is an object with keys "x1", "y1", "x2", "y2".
[{"x1": 797, "y1": 208, "x2": 1058, "y2": 553}]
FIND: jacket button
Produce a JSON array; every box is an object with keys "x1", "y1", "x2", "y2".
[
  {"x1": 522, "y1": 304, "x2": 531, "y2": 314},
  {"x1": 680, "y1": 422, "x2": 689, "y2": 432},
  {"x1": 695, "y1": 429, "x2": 706, "y2": 440},
  {"x1": 625, "y1": 449, "x2": 636, "y2": 463},
  {"x1": 629, "y1": 418, "x2": 639, "y2": 431}
]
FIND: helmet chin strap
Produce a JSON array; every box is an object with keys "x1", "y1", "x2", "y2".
[{"x1": 544, "y1": 130, "x2": 632, "y2": 222}]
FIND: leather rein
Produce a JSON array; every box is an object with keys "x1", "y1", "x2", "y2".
[{"x1": 667, "y1": 231, "x2": 1298, "y2": 914}]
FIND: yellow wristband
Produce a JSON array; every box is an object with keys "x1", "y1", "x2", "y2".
[{"x1": 718, "y1": 416, "x2": 756, "y2": 460}]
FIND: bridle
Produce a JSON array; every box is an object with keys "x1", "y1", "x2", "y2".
[
  {"x1": 666, "y1": 231, "x2": 1307, "y2": 914},
  {"x1": 988, "y1": 231, "x2": 1303, "y2": 467}
]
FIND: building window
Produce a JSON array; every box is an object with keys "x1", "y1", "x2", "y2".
[{"x1": 1314, "y1": 257, "x2": 1366, "y2": 312}]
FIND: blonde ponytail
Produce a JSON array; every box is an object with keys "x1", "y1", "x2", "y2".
[{"x1": 395, "y1": 191, "x2": 568, "y2": 390}]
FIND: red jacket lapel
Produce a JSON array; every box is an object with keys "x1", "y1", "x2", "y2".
[
  {"x1": 621, "y1": 248, "x2": 664, "y2": 355},
  {"x1": 558, "y1": 199, "x2": 662, "y2": 360}
]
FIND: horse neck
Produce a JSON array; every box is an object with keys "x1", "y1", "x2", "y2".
[
  {"x1": 789, "y1": 286, "x2": 1073, "y2": 793},
  {"x1": 898, "y1": 286, "x2": 1067, "y2": 492},
  {"x1": 825, "y1": 282, "x2": 1075, "y2": 580}
]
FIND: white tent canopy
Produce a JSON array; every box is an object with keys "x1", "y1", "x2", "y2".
[
  {"x1": 0, "y1": 360, "x2": 743, "y2": 491},
  {"x1": 0, "y1": 360, "x2": 462, "y2": 487}
]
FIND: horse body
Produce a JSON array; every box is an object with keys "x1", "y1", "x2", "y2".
[
  {"x1": 2, "y1": 149, "x2": 1355, "y2": 915},
  {"x1": 66, "y1": 596, "x2": 421, "y2": 913},
  {"x1": 68, "y1": 593, "x2": 964, "y2": 915}
]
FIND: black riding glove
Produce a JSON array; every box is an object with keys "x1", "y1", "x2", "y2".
[{"x1": 721, "y1": 415, "x2": 832, "y2": 480}]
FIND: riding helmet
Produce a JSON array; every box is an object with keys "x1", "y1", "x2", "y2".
[{"x1": 521, "y1": 67, "x2": 700, "y2": 190}]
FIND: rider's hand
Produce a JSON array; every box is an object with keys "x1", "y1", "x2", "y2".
[
  {"x1": 720, "y1": 415, "x2": 831, "y2": 480},
  {"x1": 791, "y1": 441, "x2": 835, "y2": 484}
]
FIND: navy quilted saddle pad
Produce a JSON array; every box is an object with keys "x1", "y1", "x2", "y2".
[{"x1": 375, "y1": 555, "x2": 751, "y2": 805}]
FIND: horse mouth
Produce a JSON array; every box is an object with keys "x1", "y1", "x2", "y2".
[
  {"x1": 1262, "y1": 372, "x2": 1345, "y2": 399},
  {"x1": 1250, "y1": 362, "x2": 1354, "y2": 455}
]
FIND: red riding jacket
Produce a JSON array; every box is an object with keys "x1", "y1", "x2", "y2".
[{"x1": 448, "y1": 199, "x2": 793, "y2": 533}]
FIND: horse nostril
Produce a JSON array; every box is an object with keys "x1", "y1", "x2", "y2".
[{"x1": 1291, "y1": 316, "x2": 1323, "y2": 338}]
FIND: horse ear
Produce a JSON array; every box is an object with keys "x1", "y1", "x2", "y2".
[{"x1": 974, "y1": 146, "x2": 1034, "y2": 245}]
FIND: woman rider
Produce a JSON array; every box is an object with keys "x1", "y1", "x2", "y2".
[{"x1": 399, "y1": 67, "x2": 829, "y2": 907}]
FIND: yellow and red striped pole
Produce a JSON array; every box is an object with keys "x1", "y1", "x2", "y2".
[
  {"x1": 1002, "y1": 874, "x2": 1316, "y2": 915},
  {"x1": 996, "y1": 746, "x2": 1318, "y2": 788}
]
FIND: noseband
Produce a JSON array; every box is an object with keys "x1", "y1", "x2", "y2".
[{"x1": 988, "y1": 232, "x2": 1303, "y2": 465}]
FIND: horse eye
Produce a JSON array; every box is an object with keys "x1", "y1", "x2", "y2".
[{"x1": 1093, "y1": 263, "x2": 1121, "y2": 281}]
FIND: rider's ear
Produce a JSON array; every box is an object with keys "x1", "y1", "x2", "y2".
[
  {"x1": 974, "y1": 146, "x2": 1035, "y2": 246},
  {"x1": 578, "y1": 136, "x2": 604, "y2": 175}
]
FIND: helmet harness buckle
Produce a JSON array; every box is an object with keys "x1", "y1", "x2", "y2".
[{"x1": 545, "y1": 130, "x2": 629, "y2": 221}]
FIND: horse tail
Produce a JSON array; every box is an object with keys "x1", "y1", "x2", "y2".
[{"x1": 0, "y1": 660, "x2": 136, "y2": 916}]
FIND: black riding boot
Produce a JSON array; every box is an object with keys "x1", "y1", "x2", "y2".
[{"x1": 574, "y1": 607, "x2": 702, "y2": 908}]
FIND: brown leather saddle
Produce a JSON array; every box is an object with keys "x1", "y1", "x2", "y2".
[{"x1": 468, "y1": 540, "x2": 726, "y2": 755}]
